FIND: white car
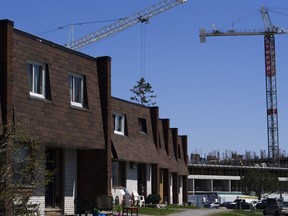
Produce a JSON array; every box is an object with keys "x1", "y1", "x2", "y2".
[{"x1": 204, "y1": 202, "x2": 220, "y2": 209}]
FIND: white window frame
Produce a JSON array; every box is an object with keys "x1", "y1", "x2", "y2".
[
  {"x1": 69, "y1": 73, "x2": 84, "y2": 107},
  {"x1": 113, "y1": 113, "x2": 125, "y2": 135},
  {"x1": 27, "y1": 62, "x2": 46, "y2": 98}
]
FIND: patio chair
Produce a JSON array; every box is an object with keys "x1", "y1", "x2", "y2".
[
  {"x1": 95, "y1": 195, "x2": 113, "y2": 215},
  {"x1": 139, "y1": 196, "x2": 145, "y2": 207},
  {"x1": 122, "y1": 194, "x2": 138, "y2": 216},
  {"x1": 132, "y1": 190, "x2": 140, "y2": 206}
]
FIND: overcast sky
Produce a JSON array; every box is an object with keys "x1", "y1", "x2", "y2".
[{"x1": 2, "y1": 0, "x2": 288, "y2": 157}]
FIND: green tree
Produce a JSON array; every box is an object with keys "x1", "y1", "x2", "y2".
[
  {"x1": 240, "y1": 169, "x2": 279, "y2": 199},
  {"x1": 130, "y1": 77, "x2": 157, "y2": 106},
  {"x1": 0, "y1": 123, "x2": 48, "y2": 215}
]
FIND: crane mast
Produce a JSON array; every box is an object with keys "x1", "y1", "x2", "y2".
[
  {"x1": 67, "y1": 0, "x2": 187, "y2": 50},
  {"x1": 200, "y1": 7, "x2": 288, "y2": 165}
]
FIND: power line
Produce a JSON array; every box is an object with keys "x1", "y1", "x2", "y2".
[{"x1": 36, "y1": 18, "x2": 124, "y2": 36}]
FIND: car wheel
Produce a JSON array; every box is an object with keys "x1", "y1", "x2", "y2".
[
  {"x1": 274, "y1": 211, "x2": 279, "y2": 216},
  {"x1": 263, "y1": 210, "x2": 267, "y2": 215}
]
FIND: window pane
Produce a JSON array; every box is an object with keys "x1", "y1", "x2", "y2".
[
  {"x1": 74, "y1": 76, "x2": 82, "y2": 103},
  {"x1": 112, "y1": 161, "x2": 125, "y2": 187},
  {"x1": 113, "y1": 114, "x2": 125, "y2": 134},
  {"x1": 39, "y1": 65, "x2": 43, "y2": 93},
  {"x1": 13, "y1": 146, "x2": 31, "y2": 185},
  {"x1": 34, "y1": 65, "x2": 43, "y2": 94},
  {"x1": 69, "y1": 75, "x2": 73, "y2": 102},
  {"x1": 117, "y1": 116, "x2": 123, "y2": 132},
  {"x1": 113, "y1": 114, "x2": 116, "y2": 131},
  {"x1": 138, "y1": 118, "x2": 147, "y2": 133},
  {"x1": 28, "y1": 63, "x2": 45, "y2": 97},
  {"x1": 27, "y1": 64, "x2": 33, "y2": 92},
  {"x1": 69, "y1": 74, "x2": 83, "y2": 106}
]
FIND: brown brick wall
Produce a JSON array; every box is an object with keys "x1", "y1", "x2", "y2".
[
  {"x1": 0, "y1": 20, "x2": 14, "y2": 125},
  {"x1": 1, "y1": 18, "x2": 189, "y2": 204},
  {"x1": 150, "y1": 107, "x2": 159, "y2": 148},
  {"x1": 111, "y1": 98, "x2": 159, "y2": 163},
  {"x1": 12, "y1": 30, "x2": 106, "y2": 149},
  {"x1": 172, "y1": 173, "x2": 178, "y2": 204},
  {"x1": 182, "y1": 176, "x2": 188, "y2": 204},
  {"x1": 96, "y1": 56, "x2": 112, "y2": 196},
  {"x1": 78, "y1": 149, "x2": 110, "y2": 203}
]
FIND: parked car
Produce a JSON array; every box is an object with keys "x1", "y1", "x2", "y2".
[
  {"x1": 203, "y1": 202, "x2": 220, "y2": 209},
  {"x1": 263, "y1": 204, "x2": 288, "y2": 216},
  {"x1": 227, "y1": 199, "x2": 251, "y2": 210},
  {"x1": 220, "y1": 202, "x2": 232, "y2": 208},
  {"x1": 256, "y1": 198, "x2": 278, "y2": 209}
]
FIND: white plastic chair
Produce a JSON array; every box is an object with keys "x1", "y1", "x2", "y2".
[
  {"x1": 132, "y1": 190, "x2": 140, "y2": 206},
  {"x1": 139, "y1": 196, "x2": 145, "y2": 207}
]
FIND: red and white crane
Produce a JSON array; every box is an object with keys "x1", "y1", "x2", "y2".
[{"x1": 200, "y1": 7, "x2": 288, "y2": 165}]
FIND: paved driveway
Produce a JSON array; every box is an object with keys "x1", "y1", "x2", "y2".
[{"x1": 140, "y1": 208, "x2": 233, "y2": 216}]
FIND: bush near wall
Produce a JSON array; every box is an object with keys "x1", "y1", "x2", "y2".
[{"x1": 146, "y1": 194, "x2": 161, "y2": 204}]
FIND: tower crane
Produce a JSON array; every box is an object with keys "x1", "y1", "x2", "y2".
[
  {"x1": 66, "y1": 0, "x2": 187, "y2": 50},
  {"x1": 199, "y1": 7, "x2": 288, "y2": 165}
]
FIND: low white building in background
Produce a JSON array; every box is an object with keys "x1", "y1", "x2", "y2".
[{"x1": 188, "y1": 163, "x2": 288, "y2": 206}]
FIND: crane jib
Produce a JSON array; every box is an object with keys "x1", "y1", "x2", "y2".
[{"x1": 67, "y1": 0, "x2": 187, "y2": 50}]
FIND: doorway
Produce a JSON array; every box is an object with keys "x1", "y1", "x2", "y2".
[
  {"x1": 45, "y1": 148, "x2": 63, "y2": 209},
  {"x1": 138, "y1": 164, "x2": 147, "y2": 196}
]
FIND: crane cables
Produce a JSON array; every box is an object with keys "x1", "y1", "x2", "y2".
[
  {"x1": 36, "y1": 18, "x2": 124, "y2": 37},
  {"x1": 141, "y1": 23, "x2": 147, "y2": 78}
]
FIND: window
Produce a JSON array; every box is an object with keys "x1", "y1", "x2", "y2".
[
  {"x1": 112, "y1": 161, "x2": 126, "y2": 187},
  {"x1": 12, "y1": 144, "x2": 32, "y2": 186},
  {"x1": 69, "y1": 74, "x2": 84, "y2": 107},
  {"x1": 27, "y1": 62, "x2": 45, "y2": 98},
  {"x1": 113, "y1": 113, "x2": 125, "y2": 135},
  {"x1": 138, "y1": 118, "x2": 147, "y2": 133}
]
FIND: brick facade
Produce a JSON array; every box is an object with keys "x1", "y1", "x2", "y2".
[
  {"x1": 0, "y1": 20, "x2": 14, "y2": 126},
  {"x1": 0, "y1": 18, "x2": 188, "y2": 215},
  {"x1": 111, "y1": 98, "x2": 189, "y2": 204},
  {"x1": 0, "y1": 19, "x2": 112, "y2": 215},
  {"x1": 12, "y1": 29, "x2": 105, "y2": 149}
]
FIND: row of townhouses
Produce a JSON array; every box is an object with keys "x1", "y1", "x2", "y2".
[{"x1": 0, "y1": 19, "x2": 189, "y2": 215}]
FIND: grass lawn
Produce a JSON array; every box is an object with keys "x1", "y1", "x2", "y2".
[
  {"x1": 211, "y1": 209, "x2": 263, "y2": 216},
  {"x1": 116, "y1": 205, "x2": 263, "y2": 216},
  {"x1": 138, "y1": 207, "x2": 181, "y2": 215},
  {"x1": 138, "y1": 207, "x2": 263, "y2": 216},
  {"x1": 136, "y1": 205, "x2": 196, "y2": 215}
]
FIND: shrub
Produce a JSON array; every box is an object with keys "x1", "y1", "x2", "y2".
[{"x1": 146, "y1": 194, "x2": 161, "y2": 204}]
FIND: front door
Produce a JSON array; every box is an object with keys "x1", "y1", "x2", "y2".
[
  {"x1": 138, "y1": 164, "x2": 147, "y2": 196},
  {"x1": 45, "y1": 148, "x2": 63, "y2": 209}
]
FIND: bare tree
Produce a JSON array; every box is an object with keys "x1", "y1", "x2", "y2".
[{"x1": 0, "y1": 123, "x2": 48, "y2": 215}]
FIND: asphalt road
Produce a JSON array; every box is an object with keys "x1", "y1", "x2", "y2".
[{"x1": 139, "y1": 208, "x2": 233, "y2": 216}]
